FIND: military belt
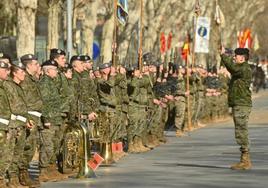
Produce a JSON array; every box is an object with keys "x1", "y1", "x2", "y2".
[
  {"x1": 0, "y1": 117, "x2": 9, "y2": 125},
  {"x1": 11, "y1": 114, "x2": 27, "y2": 123},
  {"x1": 28, "y1": 111, "x2": 42, "y2": 118}
]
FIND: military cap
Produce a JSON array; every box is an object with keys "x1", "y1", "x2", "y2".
[
  {"x1": 12, "y1": 60, "x2": 26, "y2": 70},
  {"x1": 0, "y1": 53, "x2": 11, "y2": 62},
  {"x1": 173, "y1": 63, "x2": 180, "y2": 70},
  {"x1": 20, "y1": 54, "x2": 38, "y2": 63},
  {"x1": 143, "y1": 52, "x2": 153, "y2": 64},
  {"x1": 0, "y1": 60, "x2": 9, "y2": 69},
  {"x1": 93, "y1": 66, "x2": 99, "y2": 72},
  {"x1": 70, "y1": 55, "x2": 81, "y2": 64},
  {"x1": 234, "y1": 48, "x2": 249, "y2": 55},
  {"x1": 99, "y1": 62, "x2": 112, "y2": 70},
  {"x1": 41, "y1": 60, "x2": 58, "y2": 67},
  {"x1": 80, "y1": 55, "x2": 92, "y2": 62},
  {"x1": 197, "y1": 64, "x2": 204, "y2": 69},
  {"x1": 50, "y1": 48, "x2": 66, "y2": 56}
]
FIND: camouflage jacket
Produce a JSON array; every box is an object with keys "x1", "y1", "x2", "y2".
[
  {"x1": 20, "y1": 72, "x2": 43, "y2": 115},
  {"x1": 174, "y1": 75, "x2": 186, "y2": 97},
  {"x1": 221, "y1": 54, "x2": 252, "y2": 107},
  {"x1": 57, "y1": 69, "x2": 71, "y2": 114},
  {"x1": 128, "y1": 77, "x2": 141, "y2": 104},
  {"x1": 115, "y1": 73, "x2": 129, "y2": 113},
  {"x1": 72, "y1": 70, "x2": 96, "y2": 115},
  {"x1": 39, "y1": 75, "x2": 63, "y2": 124},
  {"x1": 0, "y1": 80, "x2": 11, "y2": 130},
  {"x1": 3, "y1": 79, "x2": 29, "y2": 128},
  {"x1": 97, "y1": 76, "x2": 117, "y2": 112}
]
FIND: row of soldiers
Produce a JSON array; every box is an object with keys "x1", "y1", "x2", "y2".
[{"x1": 0, "y1": 49, "x2": 230, "y2": 187}]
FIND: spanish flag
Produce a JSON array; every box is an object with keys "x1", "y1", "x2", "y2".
[{"x1": 181, "y1": 42, "x2": 190, "y2": 61}]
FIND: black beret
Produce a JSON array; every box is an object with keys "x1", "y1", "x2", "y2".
[
  {"x1": 70, "y1": 55, "x2": 81, "y2": 64},
  {"x1": 0, "y1": 60, "x2": 10, "y2": 69},
  {"x1": 41, "y1": 60, "x2": 58, "y2": 67},
  {"x1": 0, "y1": 52, "x2": 11, "y2": 60},
  {"x1": 93, "y1": 66, "x2": 99, "y2": 72},
  {"x1": 79, "y1": 55, "x2": 92, "y2": 62},
  {"x1": 12, "y1": 60, "x2": 26, "y2": 70},
  {"x1": 143, "y1": 52, "x2": 153, "y2": 64},
  {"x1": 99, "y1": 62, "x2": 112, "y2": 70},
  {"x1": 20, "y1": 54, "x2": 38, "y2": 63},
  {"x1": 50, "y1": 48, "x2": 66, "y2": 56},
  {"x1": 234, "y1": 48, "x2": 249, "y2": 55}
]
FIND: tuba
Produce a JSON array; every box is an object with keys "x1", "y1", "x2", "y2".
[{"x1": 76, "y1": 119, "x2": 96, "y2": 178}]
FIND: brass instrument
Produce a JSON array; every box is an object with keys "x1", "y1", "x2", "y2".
[
  {"x1": 62, "y1": 124, "x2": 82, "y2": 172},
  {"x1": 76, "y1": 119, "x2": 96, "y2": 178}
]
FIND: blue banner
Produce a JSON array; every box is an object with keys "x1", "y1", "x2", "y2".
[{"x1": 117, "y1": 0, "x2": 128, "y2": 25}]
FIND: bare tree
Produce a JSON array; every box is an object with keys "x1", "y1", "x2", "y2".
[
  {"x1": 16, "y1": 0, "x2": 38, "y2": 57},
  {"x1": 47, "y1": 0, "x2": 62, "y2": 54}
]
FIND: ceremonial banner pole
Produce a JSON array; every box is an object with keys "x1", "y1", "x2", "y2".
[
  {"x1": 186, "y1": 48, "x2": 191, "y2": 131},
  {"x1": 138, "y1": 0, "x2": 143, "y2": 72}
]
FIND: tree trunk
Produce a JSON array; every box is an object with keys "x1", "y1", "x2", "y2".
[
  {"x1": 81, "y1": 0, "x2": 98, "y2": 56},
  {"x1": 100, "y1": 14, "x2": 114, "y2": 64},
  {"x1": 16, "y1": 0, "x2": 38, "y2": 57},
  {"x1": 47, "y1": 0, "x2": 61, "y2": 55}
]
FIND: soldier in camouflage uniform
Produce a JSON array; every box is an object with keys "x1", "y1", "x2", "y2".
[
  {"x1": 114, "y1": 64, "x2": 129, "y2": 157},
  {"x1": 146, "y1": 61, "x2": 161, "y2": 147},
  {"x1": 221, "y1": 47, "x2": 252, "y2": 170},
  {"x1": 0, "y1": 60, "x2": 12, "y2": 188},
  {"x1": 127, "y1": 67, "x2": 147, "y2": 153},
  {"x1": 97, "y1": 62, "x2": 118, "y2": 163},
  {"x1": 173, "y1": 65, "x2": 188, "y2": 137},
  {"x1": 3, "y1": 61, "x2": 36, "y2": 187},
  {"x1": 39, "y1": 60, "x2": 66, "y2": 182},
  {"x1": 18, "y1": 54, "x2": 43, "y2": 186},
  {"x1": 49, "y1": 48, "x2": 70, "y2": 145},
  {"x1": 193, "y1": 65, "x2": 206, "y2": 127}
]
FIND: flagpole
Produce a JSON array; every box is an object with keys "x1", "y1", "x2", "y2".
[
  {"x1": 139, "y1": 0, "x2": 143, "y2": 72},
  {"x1": 186, "y1": 50, "x2": 191, "y2": 131},
  {"x1": 112, "y1": 0, "x2": 118, "y2": 67}
]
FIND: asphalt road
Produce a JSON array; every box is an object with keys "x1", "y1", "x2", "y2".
[{"x1": 42, "y1": 91, "x2": 268, "y2": 188}]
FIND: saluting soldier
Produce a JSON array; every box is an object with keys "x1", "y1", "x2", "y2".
[
  {"x1": 0, "y1": 60, "x2": 12, "y2": 188},
  {"x1": 97, "y1": 62, "x2": 118, "y2": 163},
  {"x1": 221, "y1": 47, "x2": 253, "y2": 170}
]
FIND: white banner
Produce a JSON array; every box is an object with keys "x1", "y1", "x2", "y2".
[{"x1": 195, "y1": 17, "x2": 211, "y2": 53}]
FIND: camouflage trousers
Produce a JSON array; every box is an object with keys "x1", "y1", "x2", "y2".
[
  {"x1": 98, "y1": 109, "x2": 119, "y2": 143},
  {"x1": 0, "y1": 129, "x2": 10, "y2": 177},
  {"x1": 114, "y1": 108, "x2": 128, "y2": 141},
  {"x1": 39, "y1": 124, "x2": 63, "y2": 168},
  {"x1": 193, "y1": 91, "x2": 204, "y2": 125},
  {"x1": 174, "y1": 97, "x2": 186, "y2": 131},
  {"x1": 8, "y1": 127, "x2": 27, "y2": 174},
  {"x1": 23, "y1": 116, "x2": 41, "y2": 166},
  {"x1": 232, "y1": 106, "x2": 251, "y2": 152},
  {"x1": 184, "y1": 95, "x2": 195, "y2": 127},
  {"x1": 127, "y1": 104, "x2": 146, "y2": 140},
  {"x1": 147, "y1": 104, "x2": 161, "y2": 136}
]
